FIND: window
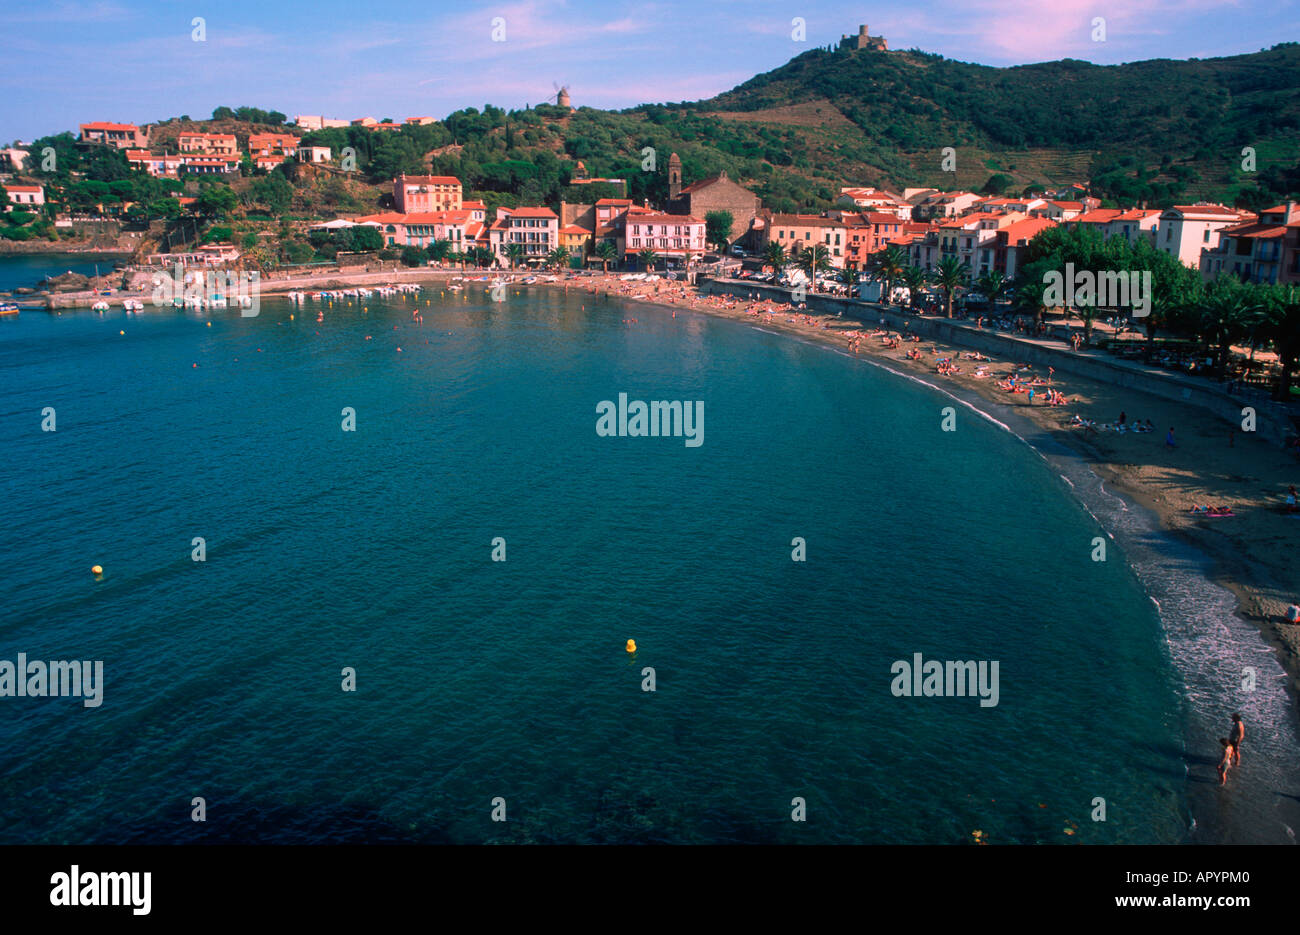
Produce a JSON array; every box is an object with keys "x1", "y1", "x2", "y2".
[{"x1": 1203, "y1": 229, "x2": 1210, "y2": 242}]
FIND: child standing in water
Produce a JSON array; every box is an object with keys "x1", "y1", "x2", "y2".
[{"x1": 1217, "y1": 738, "x2": 1236, "y2": 786}]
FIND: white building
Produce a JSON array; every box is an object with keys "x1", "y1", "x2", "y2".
[
  {"x1": 296, "y1": 146, "x2": 332, "y2": 164},
  {"x1": 4, "y1": 183, "x2": 44, "y2": 208},
  {"x1": 1157, "y1": 204, "x2": 1252, "y2": 268}
]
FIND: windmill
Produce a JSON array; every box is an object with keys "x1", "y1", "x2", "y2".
[{"x1": 544, "y1": 81, "x2": 572, "y2": 111}]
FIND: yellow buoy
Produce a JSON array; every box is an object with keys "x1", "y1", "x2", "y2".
[
  {"x1": 206, "y1": 322, "x2": 212, "y2": 327},
  {"x1": 625, "y1": 639, "x2": 636, "y2": 653},
  {"x1": 91, "y1": 565, "x2": 103, "y2": 576},
  {"x1": 119, "y1": 330, "x2": 124, "y2": 335}
]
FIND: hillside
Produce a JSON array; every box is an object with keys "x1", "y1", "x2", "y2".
[{"x1": 21, "y1": 42, "x2": 1300, "y2": 238}]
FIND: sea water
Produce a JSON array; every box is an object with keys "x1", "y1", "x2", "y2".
[{"x1": 0, "y1": 287, "x2": 1197, "y2": 843}]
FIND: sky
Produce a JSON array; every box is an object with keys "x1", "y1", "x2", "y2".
[{"x1": 1, "y1": 0, "x2": 1297, "y2": 142}]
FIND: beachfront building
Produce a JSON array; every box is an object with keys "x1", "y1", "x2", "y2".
[
  {"x1": 666, "y1": 157, "x2": 763, "y2": 245},
  {"x1": 125, "y1": 150, "x2": 183, "y2": 178},
  {"x1": 622, "y1": 212, "x2": 705, "y2": 265},
  {"x1": 765, "y1": 214, "x2": 848, "y2": 268},
  {"x1": 1156, "y1": 204, "x2": 1252, "y2": 267},
  {"x1": 296, "y1": 146, "x2": 331, "y2": 164},
  {"x1": 495, "y1": 206, "x2": 560, "y2": 264},
  {"x1": 843, "y1": 212, "x2": 910, "y2": 268},
  {"x1": 394, "y1": 174, "x2": 462, "y2": 213},
  {"x1": 79, "y1": 122, "x2": 149, "y2": 149},
  {"x1": 178, "y1": 133, "x2": 238, "y2": 157},
  {"x1": 4, "y1": 183, "x2": 44, "y2": 209},
  {"x1": 559, "y1": 223, "x2": 592, "y2": 257},
  {"x1": 1199, "y1": 203, "x2": 1300, "y2": 284}
]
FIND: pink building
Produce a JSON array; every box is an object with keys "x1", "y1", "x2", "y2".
[
  {"x1": 394, "y1": 175, "x2": 462, "y2": 213},
  {"x1": 623, "y1": 212, "x2": 705, "y2": 262}
]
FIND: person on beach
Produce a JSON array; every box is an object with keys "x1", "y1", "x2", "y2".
[
  {"x1": 1230, "y1": 714, "x2": 1244, "y2": 766},
  {"x1": 1218, "y1": 737, "x2": 1235, "y2": 785},
  {"x1": 1166, "y1": 427, "x2": 1177, "y2": 448}
]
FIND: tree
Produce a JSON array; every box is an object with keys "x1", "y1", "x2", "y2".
[
  {"x1": 1196, "y1": 277, "x2": 1257, "y2": 378},
  {"x1": 637, "y1": 247, "x2": 657, "y2": 272},
  {"x1": 428, "y1": 239, "x2": 452, "y2": 266},
  {"x1": 595, "y1": 240, "x2": 618, "y2": 272},
  {"x1": 764, "y1": 241, "x2": 787, "y2": 276},
  {"x1": 705, "y1": 210, "x2": 734, "y2": 252},
  {"x1": 546, "y1": 246, "x2": 570, "y2": 270},
  {"x1": 401, "y1": 245, "x2": 428, "y2": 267},
  {"x1": 194, "y1": 184, "x2": 238, "y2": 218},
  {"x1": 348, "y1": 225, "x2": 383, "y2": 252},
  {"x1": 976, "y1": 270, "x2": 1008, "y2": 306},
  {"x1": 251, "y1": 177, "x2": 293, "y2": 213},
  {"x1": 842, "y1": 265, "x2": 861, "y2": 296},
  {"x1": 505, "y1": 243, "x2": 524, "y2": 269},
  {"x1": 872, "y1": 244, "x2": 906, "y2": 304},
  {"x1": 798, "y1": 243, "x2": 831, "y2": 292},
  {"x1": 931, "y1": 256, "x2": 969, "y2": 318},
  {"x1": 981, "y1": 173, "x2": 1014, "y2": 195},
  {"x1": 1264, "y1": 283, "x2": 1300, "y2": 400},
  {"x1": 901, "y1": 265, "x2": 927, "y2": 310}
]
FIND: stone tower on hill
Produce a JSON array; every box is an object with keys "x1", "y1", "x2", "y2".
[
  {"x1": 840, "y1": 24, "x2": 887, "y2": 51},
  {"x1": 556, "y1": 87, "x2": 572, "y2": 110},
  {"x1": 668, "y1": 152, "x2": 682, "y2": 199}
]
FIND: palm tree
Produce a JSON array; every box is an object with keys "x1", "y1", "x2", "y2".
[
  {"x1": 764, "y1": 241, "x2": 787, "y2": 276},
  {"x1": 547, "y1": 246, "x2": 570, "y2": 270},
  {"x1": 637, "y1": 247, "x2": 657, "y2": 273},
  {"x1": 798, "y1": 243, "x2": 831, "y2": 293},
  {"x1": 901, "y1": 265, "x2": 927, "y2": 311},
  {"x1": 931, "y1": 256, "x2": 969, "y2": 318},
  {"x1": 505, "y1": 243, "x2": 524, "y2": 270},
  {"x1": 595, "y1": 240, "x2": 618, "y2": 273},
  {"x1": 873, "y1": 244, "x2": 906, "y2": 305},
  {"x1": 976, "y1": 270, "x2": 1008, "y2": 308},
  {"x1": 842, "y1": 265, "x2": 861, "y2": 297}
]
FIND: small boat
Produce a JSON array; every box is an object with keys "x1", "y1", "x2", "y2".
[
  {"x1": 0, "y1": 302, "x2": 19, "y2": 315},
  {"x1": 92, "y1": 301, "x2": 110, "y2": 312},
  {"x1": 122, "y1": 299, "x2": 144, "y2": 312}
]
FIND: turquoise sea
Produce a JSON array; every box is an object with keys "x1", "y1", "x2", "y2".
[{"x1": 1, "y1": 276, "x2": 1204, "y2": 845}]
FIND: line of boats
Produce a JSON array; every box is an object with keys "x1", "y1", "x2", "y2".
[{"x1": 285, "y1": 284, "x2": 425, "y2": 303}]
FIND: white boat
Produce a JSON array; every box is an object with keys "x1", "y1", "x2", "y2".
[{"x1": 92, "y1": 301, "x2": 110, "y2": 312}]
